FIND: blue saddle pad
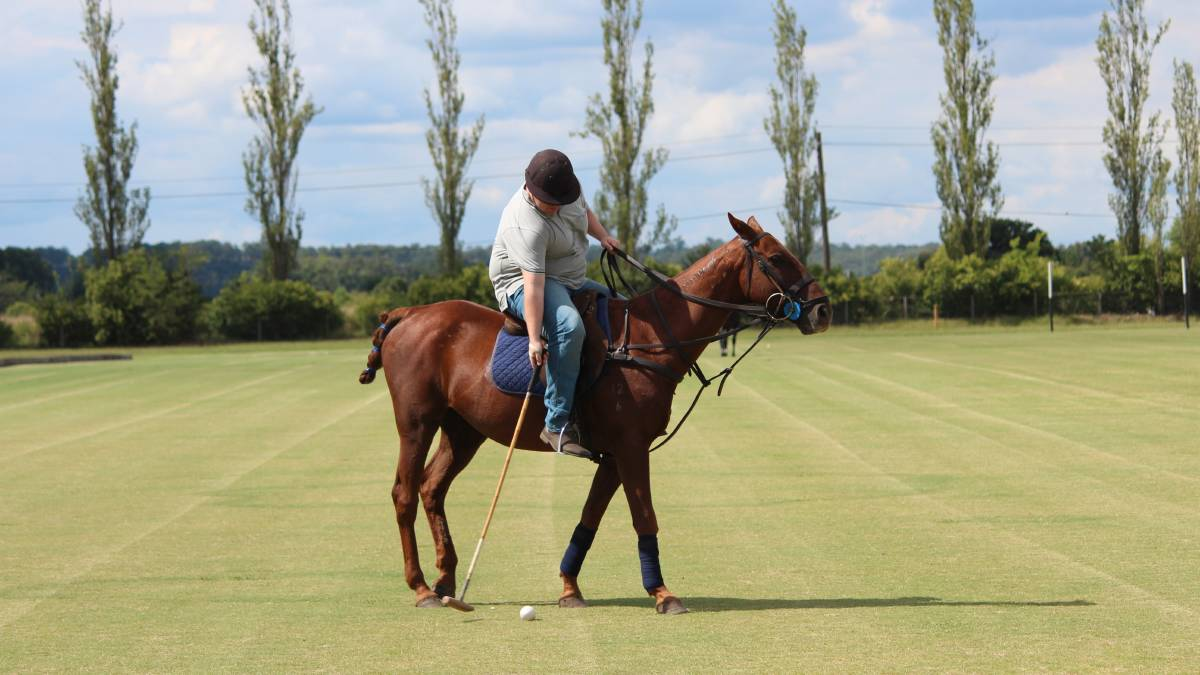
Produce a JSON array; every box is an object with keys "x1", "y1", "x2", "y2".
[
  {"x1": 489, "y1": 295, "x2": 610, "y2": 396},
  {"x1": 491, "y1": 330, "x2": 548, "y2": 396}
]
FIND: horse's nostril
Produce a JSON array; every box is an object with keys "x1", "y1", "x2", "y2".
[{"x1": 810, "y1": 303, "x2": 831, "y2": 329}]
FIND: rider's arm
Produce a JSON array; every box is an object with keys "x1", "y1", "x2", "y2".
[
  {"x1": 522, "y1": 269, "x2": 547, "y2": 367},
  {"x1": 586, "y1": 209, "x2": 621, "y2": 252}
]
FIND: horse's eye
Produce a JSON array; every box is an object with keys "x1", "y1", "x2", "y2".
[{"x1": 769, "y1": 254, "x2": 786, "y2": 265}]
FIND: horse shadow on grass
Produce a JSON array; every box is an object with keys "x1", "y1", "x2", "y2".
[{"x1": 573, "y1": 596, "x2": 1096, "y2": 612}]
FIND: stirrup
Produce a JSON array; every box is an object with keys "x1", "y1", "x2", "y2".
[{"x1": 541, "y1": 425, "x2": 595, "y2": 461}]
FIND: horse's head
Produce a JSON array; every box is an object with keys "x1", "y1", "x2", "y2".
[{"x1": 728, "y1": 213, "x2": 831, "y2": 335}]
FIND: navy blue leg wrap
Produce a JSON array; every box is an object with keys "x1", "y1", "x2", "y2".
[
  {"x1": 559, "y1": 523, "x2": 597, "y2": 577},
  {"x1": 638, "y1": 534, "x2": 664, "y2": 593}
]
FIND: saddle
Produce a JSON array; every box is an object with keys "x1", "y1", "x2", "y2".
[{"x1": 489, "y1": 290, "x2": 612, "y2": 398}]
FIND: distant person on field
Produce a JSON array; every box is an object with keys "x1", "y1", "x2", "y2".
[{"x1": 718, "y1": 313, "x2": 742, "y2": 357}]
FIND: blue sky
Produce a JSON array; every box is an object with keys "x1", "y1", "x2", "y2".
[{"x1": 1, "y1": 0, "x2": 1197, "y2": 255}]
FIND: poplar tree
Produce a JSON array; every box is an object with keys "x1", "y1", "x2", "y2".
[
  {"x1": 242, "y1": 0, "x2": 321, "y2": 281},
  {"x1": 1171, "y1": 60, "x2": 1200, "y2": 289},
  {"x1": 577, "y1": 0, "x2": 671, "y2": 257},
  {"x1": 1096, "y1": 0, "x2": 1170, "y2": 257},
  {"x1": 420, "y1": 0, "x2": 484, "y2": 276},
  {"x1": 930, "y1": 0, "x2": 1002, "y2": 260},
  {"x1": 75, "y1": 0, "x2": 150, "y2": 265},
  {"x1": 765, "y1": 0, "x2": 820, "y2": 262}
]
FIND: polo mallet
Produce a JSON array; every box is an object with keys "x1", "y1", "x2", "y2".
[{"x1": 441, "y1": 361, "x2": 543, "y2": 612}]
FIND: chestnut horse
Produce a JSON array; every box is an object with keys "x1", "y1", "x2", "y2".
[{"x1": 358, "y1": 214, "x2": 831, "y2": 614}]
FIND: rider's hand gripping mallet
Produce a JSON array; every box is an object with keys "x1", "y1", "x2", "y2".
[{"x1": 441, "y1": 361, "x2": 542, "y2": 612}]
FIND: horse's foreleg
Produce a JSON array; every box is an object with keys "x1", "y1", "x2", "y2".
[
  {"x1": 617, "y1": 450, "x2": 688, "y2": 614},
  {"x1": 558, "y1": 458, "x2": 621, "y2": 608},
  {"x1": 420, "y1": 412, "x2": 484, "y2": 599},
  {"x1": 392, "y1": 418, "x2": 439, "y2": 607}
]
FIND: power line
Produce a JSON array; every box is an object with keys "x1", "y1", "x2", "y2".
[
  {"x1": 0, "y1": 147, "x2": 785, "y2": 204},
  {"x1": 673, "y1": 199, "x2": 1115, "y2": 224},
  {"x1": 0, "y1": 131, "x2": 1144, "y2": 191},
  {"x1": 824, "y1": 140, "x2": 1116, "y2": 147},
  {"x1": 821, "y1": 123, "x2": 1105, "y2": 131},
  {"x1": 677, "y1": 205, "x2": 782, "y2": 222},
  {"x1": 0, "y1": 137, "x2": 1125, "y2": 222},
  {"x1": 0, "y1": 130, "x2": 768, "y2": 190},
  {"x1": 825, "y1": 196, "x2": 1113, "y2": 218}
]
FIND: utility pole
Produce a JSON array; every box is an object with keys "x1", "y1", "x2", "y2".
[{"x1": 816, "y1": 130, "x2": 830, "y2": 271}]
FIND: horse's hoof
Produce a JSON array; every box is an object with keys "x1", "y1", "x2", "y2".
[
  {"x1": 415, "y1": 596, "x2": 443, "y2": 609},
  {"x1": 655, "y1": 596, "x2": 689, "y2": 615},
  {"x1": 558, "y1": 594, "x2": 588, "y2": 609}
]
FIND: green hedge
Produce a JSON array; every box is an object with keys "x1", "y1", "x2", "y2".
[
  {"x1": 35, "y1": 295, "x2": 95, "y2": 347},
  {"x1": 356, "y1": 265, "x2": 497, "y2": 334},
  {"x1": 207, "y1": 274, "x2": 343, "y2": 341},
  {"x1": 84, "y1": 249, "x2": 204, "y2": 345}
]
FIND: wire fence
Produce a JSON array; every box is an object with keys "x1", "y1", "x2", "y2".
[{"x1": 830, "y1": 288, "x2": 1193, "y2": 326}]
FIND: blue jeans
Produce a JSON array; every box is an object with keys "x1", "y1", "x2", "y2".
[{"x1": 505, "y1": 278, "x2": 610, "y2": 431}]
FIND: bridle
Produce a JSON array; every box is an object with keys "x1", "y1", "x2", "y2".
[
  {"x1": 596, "y1": 231, "x2": 829, "y2": 452},
  {"x1": 602, "y1": 231, "x2": 827, "y2": 325},
  {"x1": 739, "y1": 230, "x2": 828, "y2": 323}
]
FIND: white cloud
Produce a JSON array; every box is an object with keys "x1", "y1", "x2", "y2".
[
  {"x1": 474, "y1": 184, "x2": 510, "y2": 210},
  {"x1": 843, "y1": 206, "x2": 939, "y2": 244},
  {"x1": 165, "y1": 100, "x2": 209, "y2": 125},
  {"x1": 758, "y1": 175, "x2": 785, "y2": 204},
  {"x1": 651, "y1": 85, "x2": 769, "y2": 142},
  {"x1": 122, "y1": 22, "x2": 252, "y2": 122},
  {"x1": 110, "y1": 0, "x2": 216, "y2": 17},
  {"x1": 0, "y1": 25, "x2": 77, "y2": 59},
  {"x1": 809, "y1": 1, "x2": 941, "y2": 126},
  {"x1": 9, "y1": 0, "x2": 1199, "y2": 252},
  {"x1": 312, "y1": 121, "x2": 425, "y2": 138},
  {"x1": 454, "y1": 0, "x2": 593, "y2": 40}
]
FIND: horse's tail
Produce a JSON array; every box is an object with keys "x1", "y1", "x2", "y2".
[{"x1": 358, "y1": 308, "x2": 408, "y2": 384}]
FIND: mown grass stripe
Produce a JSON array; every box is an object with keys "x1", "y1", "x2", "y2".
[
  {"x1": 724, "y1": 377, "x2": 1200, "y2": 625},
  {"x1": 2, "y1": 329, "x2": 1197, "y2": 671},
  {"x1": 0, "y1": 388, "x2": 388, "y2": 630},
  {"x1": 892, "y1": 351, "x2": 1195, "y2": 413},
  {"x1": 817, "y1": 359, "x2": 1200, "y2": 486},
  {"x1": 0, "y1": 368, "x2": 303, "y2": 465},
  {"x1": 794, "y1": 357, "x2": 1200, "y2": 530},
  {"x1": 0, "y1": 367, "x2": 181, "y2": 414}
]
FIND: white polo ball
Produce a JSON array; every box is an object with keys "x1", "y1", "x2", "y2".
[{"x1": 519, "y1": 605, "x2": 536, "y2": 621}]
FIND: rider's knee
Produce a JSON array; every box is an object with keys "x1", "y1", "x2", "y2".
[{"x1": 554, "y1": 309, "x2": 584, "y2": 345}]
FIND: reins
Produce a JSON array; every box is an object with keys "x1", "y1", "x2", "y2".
[{"x1": 598, "y1": 238, "x2": 819, "y2": 452}]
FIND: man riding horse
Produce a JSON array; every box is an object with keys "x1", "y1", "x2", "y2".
[
  {"x1": 488, "y1": 149, "x2": 620, "y2": 460},
  {"x1": 359, "y1": 152, "x2": 832, "y2": 613}
]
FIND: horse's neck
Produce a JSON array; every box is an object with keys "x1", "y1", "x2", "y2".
[{"x1": 626, "y1": 241, "x2": 746, "y2": 364}]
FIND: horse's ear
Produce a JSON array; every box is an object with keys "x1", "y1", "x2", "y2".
[{"x1": 728, "y1": 212, "x2": 761, "y2": 240}]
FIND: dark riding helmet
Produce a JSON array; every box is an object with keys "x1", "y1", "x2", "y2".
[{"x1": 524, "y1": 149, "x2": 581, "y2": 205}]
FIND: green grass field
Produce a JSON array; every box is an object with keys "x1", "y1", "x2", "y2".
[{"x1": 2, "y1": 324, "x2": 1198, "y2": 672}]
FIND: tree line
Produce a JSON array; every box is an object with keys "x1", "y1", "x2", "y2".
[{"x1": 3, "y1": 0, "x2": 1198, "y2": 348}]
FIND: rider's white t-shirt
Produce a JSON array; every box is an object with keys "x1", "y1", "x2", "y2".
[{"x1": 489, "y1": 187, "x2": 589, "y2": 311}]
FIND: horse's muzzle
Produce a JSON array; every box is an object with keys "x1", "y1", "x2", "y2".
[{"x1": 796, "y1": 298, "x2": 832, "y2": 335}]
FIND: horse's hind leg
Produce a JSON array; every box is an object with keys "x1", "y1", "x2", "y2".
[
  {"x1": 558, "y1": 458, "x2": 621, "y2": 608},
  {"x1": 392, "y1": 414, "x2": 440, "y2": 607},
  {"x1": 420, "y1": 410, "x2": 484, "y2": 599}
]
